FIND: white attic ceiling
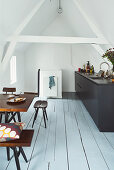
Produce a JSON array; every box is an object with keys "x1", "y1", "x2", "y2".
[
  {"x1": 0, "y1": 0, "x2": 39, "y2": 38},
  {"x1": 0, "y1": 0, "x2": 114, "y2": 67},
  {"x1": 1, "y1": 0, "x2": 113, "y2": 43},
  {"x1": 22, "y1": 0, "x2": 58, "y2": 36},
  {"x1": 21, "y1": 0, "x2": 96, "y2": 38},
  {"x1": 61, "y1": 0, "x2": 96, "y2": 38},
  {"x1": 76, "y1": 0, "x2": 114, "y2": 46}
]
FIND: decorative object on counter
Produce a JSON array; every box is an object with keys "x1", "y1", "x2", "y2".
[
  {"x1": 78, "y1": 68, "x2": 81, "y2": 72},
  {"x1": 83, "y1": 64, "x2": 86, "y2": 73},
  {"x1": 102, "y1": 48, "x2": 114, "y2": 81},
  {"x1": 97, "y1": 70, "x2": 105, "y2": 77},
  {"x1": 102, "y1": 48, "x2": 114, "y2": 67},
  {"x1": 90, "y1": 65, "x2": 94, "y2": 74},
  {"x1": 78, "y1": 61, "x2": 94, "y2": 74},
  {"x1": 86, "y1": 61, "x2": 90, "y2": 73},
  {"x1": 100, "y1": 61, "x2": 110, "y2": 78}
]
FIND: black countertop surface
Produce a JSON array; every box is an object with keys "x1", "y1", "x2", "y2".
[{"x1": 75, "y1": 71, "x2": 114, "y2": 85}]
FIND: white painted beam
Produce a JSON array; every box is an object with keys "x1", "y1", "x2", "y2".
[
  {"x1": 7, "y1": 35, "x2": 108, "y2": 44},
  {"x1": 91, "y1": 44, "x2": 104, "y2": 55},
  {"x1": 72, "y1": 0, "x2": 107, "y2": 40},
  {"x1": 14, "y1": 0, "x2": 46, "y2": 35},
  {"x1": 2, "y1": 0, "x2": 46, "y2": 68},
  {"x1": 72, "y1": 0, "x2": 111, "y2": 54}
]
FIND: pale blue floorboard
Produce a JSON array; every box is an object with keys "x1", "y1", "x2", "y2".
[
  {"x1": 80, "y1": 101, "x2": 114, "y2": 170},
  {"x1": 44, "y1": 101, "x2": 56, "y2": 162},
  {"x1": 74, "y1": 100, "x2": 109, "y2": 170},
  {"x1": 50, "y1": 99, "x2": 68, "y2": 170},
  {"x1": 64, "y1": 100, "x2": 89, "y2": 170},
  {"x1": 1, "y1": 94, "x2": 114, "y2": 170},
  {"x1": 103, "y1": 132, "x2": 114, "y2": 149},
  {"x1": 27, "y1": 99, "x2": 53, "y2": 170}
]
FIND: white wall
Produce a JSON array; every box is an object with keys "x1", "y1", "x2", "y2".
[
  {"x1": 0, "y1": 50, "x2": 25, "y2": 94},
  {"x1": 24, "y1": 15, "x2": 105, "y2": 93},
  {"x1": 24, "y1": 43, "x2": 74, "y2": 92},
  {"x1": 24, "y1": 43, "x2": 105, "y2": 93}
]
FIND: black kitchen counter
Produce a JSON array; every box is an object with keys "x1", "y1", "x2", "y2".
[
  {"x1": 75, "y1": 71, "x2": 114, "y2": 132},
  {"x1": 76, "y1": 71, "x2": 113, "y2": 85}
]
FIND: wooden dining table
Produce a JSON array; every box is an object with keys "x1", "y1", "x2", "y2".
[{"x1": 0, "y1": 94, "x2": 35, "y2": 123}]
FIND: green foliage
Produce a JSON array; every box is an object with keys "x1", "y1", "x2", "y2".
[{"x1": 102, "y1": 48, "x2": 114, "y2": 65}]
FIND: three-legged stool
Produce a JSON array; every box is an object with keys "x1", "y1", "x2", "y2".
[{"x1": 32, "y1": 101, "x2": 48, "y2": 128}]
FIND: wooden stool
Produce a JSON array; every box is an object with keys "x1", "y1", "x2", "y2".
[
  {"x1": 0, "y1": 130, "x2": 34, "y2": 170},
  {"x1": 3, "y1": 87, "x2": 16, "y2": 94},
  {"x1": 32, "y1": 100, "x2": 48, "y2": 128}
]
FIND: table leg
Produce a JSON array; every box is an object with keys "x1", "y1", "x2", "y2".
[
  {"x1": 17, "y1": 112, "x2": 21, "y2": 122},
  {"x1": 19, "y1": 147, "x2": 28, "y2": 162},
  {"x1": 0, "y1": 114, "x2": 2, "y2": 123},
  {"x1": 13, "y1": 147, "x2": 21, "y2": 170},
  {"x1": 6, "y1": 147, "x2": 10, "y2": 161},
  {"x1": 7, "y1": 112, "x2": 17, "y2": 123},
  {"x1": 5, "y1": 112, "x2": 8, "y2": 123},
  {"x1": 11, "y1": 112, "x2": 16, "y2": 122}
]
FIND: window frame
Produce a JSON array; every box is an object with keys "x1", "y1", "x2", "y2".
[{"x1": 10, "y1": 55, "x2": 17, "y2": 84}]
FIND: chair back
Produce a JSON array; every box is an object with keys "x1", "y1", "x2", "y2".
[{"x1": 3, "y1": 87, "x2": 16, "y2": 94}]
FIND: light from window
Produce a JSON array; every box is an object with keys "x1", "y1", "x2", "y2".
[{"x1": 10, "y1": 56, "x2": 16, "y2": 84}]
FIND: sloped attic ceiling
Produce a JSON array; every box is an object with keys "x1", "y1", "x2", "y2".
[
  {"x1": 0, "y1": 0, "x2": 40, "y2": 38},
  {"x1": 22, "y1": 0, "x2": 95, "y2": 38},
  {"x1": 0, "y1": 0, "x2": 58, "y2": 67},
  {"x1": 1, "y1": 0, "x2": 114, "y2": 69},
  {"x1": 76, "y1": 0, "x2": 114, "y2": 46},
  {"x1": 22, "y1": 0, "x2": 58, "y2": 36}
]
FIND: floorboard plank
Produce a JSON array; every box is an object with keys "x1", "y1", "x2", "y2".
[
  {"x1": 80, "y1": 101, "x2": 114, "y2": 170},
  {"x1": 1, "y1": 93, "x2": 114, "y2": 170},
  {"x1": 27, "y1": 99, "x2": 53, "y2": 170},
  {"x1": 44, "y1": 102, "x2": 56, "y2": 162},
  {"x1": 74, "y1": 100, "x2": 109, "y2": 170},
  {"x1": 64, "y1": 99, "x2": 89, "y2": 170},
  {"x1": 50, "y1": 99, "x2": 68, "y2": 170}
]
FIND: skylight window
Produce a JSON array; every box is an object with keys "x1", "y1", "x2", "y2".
[{"x1": 10, "y1": 56, "x2": 16, "y2": 84}]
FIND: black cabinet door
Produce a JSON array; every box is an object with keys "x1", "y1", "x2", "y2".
[{"x1": 75, "y1": 72, "x2": 99, "y2": 127}]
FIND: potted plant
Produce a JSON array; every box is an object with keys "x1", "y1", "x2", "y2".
[
  {"x1": 102, "y1": 48, "x2": 114, "y2": 72},
  {"x1": 102, "y1": 48, "x2": 114, "y2": 81}
]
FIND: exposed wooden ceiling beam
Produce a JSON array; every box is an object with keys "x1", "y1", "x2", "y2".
[
  {"x1": 7, "y1": 35, "x2": 108, "y2": 44},
  {"x1": 2, "y1": 0, "x2": 46, "y2": 69}
]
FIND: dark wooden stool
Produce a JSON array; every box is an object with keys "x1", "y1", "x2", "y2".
[
  {"x1": 3, "y1": 87, "x2": 16, "y2": 94},
  {"x1": 32, "y1": 100, "x2": 48, "y2": 128},
  {"x1": 0, "y1": 130, "x2": 34, "y2": 170}
]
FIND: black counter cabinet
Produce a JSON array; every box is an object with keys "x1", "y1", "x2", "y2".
[{"x1": 75, "y1": 71, "x2": 114, "y2": 132}]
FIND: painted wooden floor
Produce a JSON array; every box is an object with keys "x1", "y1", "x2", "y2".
[{"x1": 0, "y1": 92, "x2": 114, "y2": 170}]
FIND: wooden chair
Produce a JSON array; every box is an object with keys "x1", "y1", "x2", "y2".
[
  {"x1": 0, "y1": 87, "x2": 16, "y2": 123},
  {"x1": 0, "y1": 130, "x2": 34, "y2": 170},
  {"x1": 32, "y1": 100, "x2": 48, "y2": 128},
  {"x1": 3, "y1": 87, "x2": 16, "y2": 94}
]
